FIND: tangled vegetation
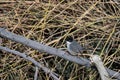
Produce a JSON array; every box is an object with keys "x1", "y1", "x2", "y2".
[{"x1": 0, "y1": 0, "x2": 120, "y2": 80}]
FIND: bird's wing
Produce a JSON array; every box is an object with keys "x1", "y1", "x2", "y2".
[{"x1": 71, "y1": 41, "x2": 84, "y2": 53}]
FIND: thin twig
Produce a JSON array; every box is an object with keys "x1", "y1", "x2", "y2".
[
  {"x1": 0, "y1": 46, "x2": 59, "y2": 80},
  {"x1": 34, "y1": 67, "x2": 39, "y2": 80}
]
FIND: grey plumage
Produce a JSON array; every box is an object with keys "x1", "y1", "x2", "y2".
[{"x1": 66, "y1": 40, "x2": 85, "y2": 55}]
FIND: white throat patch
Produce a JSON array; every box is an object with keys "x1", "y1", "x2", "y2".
[{"x1": 66, "y1": 41, "x2": 71, "y2": 45}]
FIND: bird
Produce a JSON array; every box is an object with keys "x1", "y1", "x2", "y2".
[{"x1": 66, "y1": 36, "x2": 85, "y2": 55}]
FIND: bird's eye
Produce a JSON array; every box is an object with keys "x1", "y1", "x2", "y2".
[{"x1": 66, "y1": 36, "x2": 73, "y2": 42}]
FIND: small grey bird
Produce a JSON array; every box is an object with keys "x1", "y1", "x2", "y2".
[{"x1": 66, "y1": 37, "x2": 85, "y2": 55}]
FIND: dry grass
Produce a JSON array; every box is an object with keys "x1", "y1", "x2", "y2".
[{"x1": 0, "y1": 0, "x2": 120, "y2": 80}]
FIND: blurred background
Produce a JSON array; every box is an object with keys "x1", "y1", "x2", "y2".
[{"x1": 0, "y1": 0, "x2": 120, "y2": 80}]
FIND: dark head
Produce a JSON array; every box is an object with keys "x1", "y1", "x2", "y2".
[{"x1": 66, "y1": 36, "x2": 74, "y2": 42}]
